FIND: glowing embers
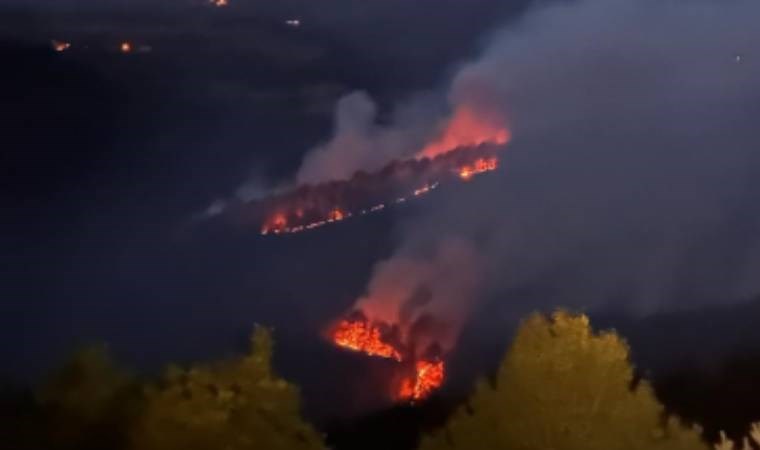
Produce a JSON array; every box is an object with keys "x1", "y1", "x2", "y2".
[
  {"x1": 458, "y1": 157, "x2": 498, "y2": 181},
  {"x1": 51, "y1": 40, "x2": 71, "y2": 52},
  {"x1": 261, "y1": 212, "x2": 288, "y2": 235},
  {"x1": 332, "y1": 318, "x2": 402, "y2": 362},
  {"x1": 255, "y1": 146, "x2": 500, "y2": 238},
  {"x1": 258, "y1": 152, "x2": 494, "y2": 235},
  {"x1": 399, "y1": 360, "x2": 445, "y2": 401},
  {"x1": 260, "y1": 207, "x2": 350, "y2": 235},
  {"x1": 258, "y1": 180, "x2": 443, "y2": 237},
  {"x1": 328, "y1": 208, "x2": 346, "y2": 222}
]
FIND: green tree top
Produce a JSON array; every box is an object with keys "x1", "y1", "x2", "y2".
[
  {"x1": 421, "y1": 311, "x2": 708, "y2": 450},
  {"x1": 132, "y1": 325, "x2": 326, "y2": 450}
]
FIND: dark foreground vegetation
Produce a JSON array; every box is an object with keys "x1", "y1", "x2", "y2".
[{"x1": 3, "y1": 311, "x2": 759, "y2": 450}]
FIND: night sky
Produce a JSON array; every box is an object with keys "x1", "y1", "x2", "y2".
[{"x1": 2, "y1": 0, "x2": 760, "y2": 425}]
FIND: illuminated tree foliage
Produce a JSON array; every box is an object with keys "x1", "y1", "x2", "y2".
[
  {"x1": 36, "y1": 344, "x2": 143, "y2": 450},
  {"x1": 420, "y1": 311, "x2": 708, "y2": 450},
  {"x1": 131, "y1": 326, "x2": 326, "y2": 450}
]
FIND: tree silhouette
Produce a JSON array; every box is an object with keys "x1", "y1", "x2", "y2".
[
  {"x1": 37, "y1": 344, "x2": 143, "y2": 450},
  {"x1": 420, "y1": 311, "x2": 708, "y2": 450},
  {"x1": 131, "y1": 326, "x2": 325, "y2": 450}
]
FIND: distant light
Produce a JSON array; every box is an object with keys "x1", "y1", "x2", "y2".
[
  {"x1": 210, "y1": 0, "x2": 228, "y2": 7},
  {"x1": 51, "y1": 40, "x2": 71, "y2": 52},
  {"x1": 285, "y1": 19, "x2": 301, "y2": 28},
  {"x1": 120, "y1": 42, "x2": 132, "y2": 53},
  {"x1": 735, "y1": 55, "x2": 743, "y2": 63}
]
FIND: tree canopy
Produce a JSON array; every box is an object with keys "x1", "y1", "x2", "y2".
[
  {"x1": 131, "y1": 326, "x2": 326, "y2": 450},
  {"x1": 37, "y1": 344, "x2": 143, "y2": 450},
  {"x1": 420, "y1": 311, "x2": 708, "y2": 450},
  {"x1": 6, "y1": 313, "x2": 755, "y2": 450}
]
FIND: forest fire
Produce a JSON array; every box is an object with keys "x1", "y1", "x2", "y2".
[
  {"x1": 330, "y1": 314, "x2": 446, "y2": 401},
  {"x1": 219, "y1": 105, "x2": 510, "y2": 236},
  {"x1": 249, "y1": 146, "x2": 502, "y2": 236}
]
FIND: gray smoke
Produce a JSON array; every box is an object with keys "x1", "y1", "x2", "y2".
[
  {"x1": 358, "y1": 0, "x2": 760, "y2": 339},
  {"x1": 295, "y1": 91, "x2": 445, "y2": 185}
]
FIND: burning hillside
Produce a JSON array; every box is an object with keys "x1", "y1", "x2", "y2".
[
  {"x1": 327, "y1": 240, "x2": 480, "y2": 402},
  {"x1": 330, "y1": 313, "x2": 445, "y2": 402},
  {"x1": 203, "y1": 103, "x2": 506, "y2": 399},
  {"x1": 211, "y1": 101, "x2": 510, "y2": 236},
  {"x1": 195, "y1": 102, "x2": 506, "y2": 402},
  {"x1": 224, "y1": 145, "x2": 501, "y2": 236}
]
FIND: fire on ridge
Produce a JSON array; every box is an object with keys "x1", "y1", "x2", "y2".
[
  {"x1": 224, "y1": 147, "x2": 502, "y2": 236},
  {"x1": 220, "y1": 105, "x2": 510, "y2": 236},
  {"x1": 261, "y1": 151, "x2": 499, "y2": 236}
]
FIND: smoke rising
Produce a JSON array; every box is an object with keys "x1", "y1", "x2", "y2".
[
  {"x1": 295, "y1": 90, "x2": 510, "y2": 186},
  {"x1": 355, "y1": 237, "x2": 482, "y2": 356},
  {"x1": 352, "y1": 0, "x2": 760, "y2": 350},
  {"x1": 295, "y1": 91, "x2": 436, "y2": 185}
]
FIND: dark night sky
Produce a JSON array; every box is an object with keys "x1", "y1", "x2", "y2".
[{"x1": 2, "y1": 0, "x2": 760, "y2": 424}]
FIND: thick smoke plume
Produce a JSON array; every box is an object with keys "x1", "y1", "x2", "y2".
[
  {"x1": 295, "y1": 91, "x2": 509, "y2": 185},
  {"x1": 295, "y1": 91, "x2": 431, "y2": 185},
  {"x1": 348, "y1": 0, "x2": 760, "y2": 356},
  {"x1": 354, "y1": 237, "x2": 482, "y2": 356}
]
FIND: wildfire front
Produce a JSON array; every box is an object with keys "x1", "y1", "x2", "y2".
[
  {"x1": 224, "y1": 144, "x2": 504, "y2": 236},
  {"x1": 329, "y1": 312, "x2": 446, "y2": 402}
]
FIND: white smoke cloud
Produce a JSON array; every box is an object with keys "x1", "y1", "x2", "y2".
[{"x1": 295, "y1": 90, "x2": 443, "y2": 185}]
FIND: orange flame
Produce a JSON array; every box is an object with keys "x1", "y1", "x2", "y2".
[
  {"x1": 418, "y1": 106, "x2": 510, "y2": 160},
  {"x1": 328, "y1": 208, "x2": 346, "y2": 222},
  {"x1": 458, "y1": 157, "x2": 498, "y2": 181},
  {"x1": 399, "y1": 360, "x2": 445, "y2": 401},
  {"x1": 332, "y1": 319, "x2": 402, "y2": 362},
  {"x1": 258, "y1": 152, "x2": 498, "y2": 235},
  {"x1": 261, "y1": 213, "x2": 288, "y2": 235},
  {"x1": 331, "y1": 316, "x2": 447, "y2": 401},
  {"x1": 51, "y1": 40, "x2": 71, "y2": 52},
  {"x1": 261, "y1": 206, "x2": 350, "y2": 235}
]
